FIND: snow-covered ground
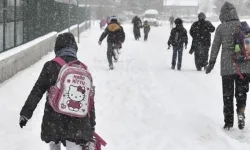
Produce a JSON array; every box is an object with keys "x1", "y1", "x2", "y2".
[{"x1": 1, "y1": 20, "x2": 250, "y2": 150}]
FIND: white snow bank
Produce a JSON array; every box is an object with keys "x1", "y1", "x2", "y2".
[
  {"x1": 0, "y1": 21, "x2": 92, "y2": 83},
  {"x1": 0, "y1": 32, "x2": 57, "y2": 61},
  {"x1": 0, "y1": 32, "x2": 57, "y2": 83}
]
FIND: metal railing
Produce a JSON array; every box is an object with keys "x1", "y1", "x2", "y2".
[{"x1": 0, "y1": 0, "x2": 91, "y2": 53}]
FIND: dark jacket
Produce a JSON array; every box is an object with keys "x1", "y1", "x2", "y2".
[
  {"x1": 20, "y1": 55, "x2": 96, "y2": 145},
  {"x1": 132, "y1": 16, "x2": 142, "y2": 28},
  {"x1": 190, "y1": 20, "x2": 215, "y2": 48},
  {"x1": 143, "y1": 23, "x2": 151, "y2": 34},
  {"x1": 209, "y1": 2, "x2": 250, "y2": 75},
  {"x1": 99, "y1": 21, "x2": 125, "y2": 44},
  {"x1": 168, "y1": 25, "x2": 188, "y2": 47}
]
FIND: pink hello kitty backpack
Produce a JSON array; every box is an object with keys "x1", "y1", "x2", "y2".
[{"x1": 47, "y1": 57, "x2": 94, "y2": 118}]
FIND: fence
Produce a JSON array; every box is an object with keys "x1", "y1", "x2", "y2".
[{"x1": 0, "y1": 0, "x2": 91, "y2": 53}]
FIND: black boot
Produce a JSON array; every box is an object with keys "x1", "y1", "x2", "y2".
[
  {"x1": 238, "y1": 114, "x2": 245, "y2": 130},
  {"x1": 223, "y1": 123, "x2": 233, "y2": 130},
  {"x1": 171, "y1": 66, "x2": 175, "y2": 70}
]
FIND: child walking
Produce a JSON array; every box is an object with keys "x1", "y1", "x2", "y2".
[
  {"x1": 168, "y1": 18, "x2": 188, "y2": 70},
  {"x1": 143, "y1": 20, "x2": 151, "y2": 41},
  {"x1": 19, "y1": 33, "x2": 96, "y2": 150}
]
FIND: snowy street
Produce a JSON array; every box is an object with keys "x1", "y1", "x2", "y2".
[{"x1": 1, "y1": 21, "x2": 250, "y2": 150}]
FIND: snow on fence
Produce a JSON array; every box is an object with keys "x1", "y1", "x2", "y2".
[{"x1": 0, "y1": 21, "x2": 91, "y2": 84}]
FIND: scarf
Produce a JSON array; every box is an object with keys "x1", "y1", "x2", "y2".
[{"x1": 55, "y1": 47, "x2": 77, "y2": 59}]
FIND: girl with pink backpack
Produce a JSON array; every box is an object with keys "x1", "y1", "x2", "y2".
[{"x1": 19, "y1": 33, "x2": 106, "y2": 150}]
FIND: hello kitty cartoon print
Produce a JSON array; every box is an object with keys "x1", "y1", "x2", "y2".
[
  {"x1": 67, "y1": 85, "x2": 85, "y2": 111},
  {"x1": 48, "y1": 57, "x2": 94, "y2": 118}
]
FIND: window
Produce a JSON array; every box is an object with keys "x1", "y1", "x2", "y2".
[
  {"x1": 145, "y1": 14, "x2": 156, "y2": 18},
  {"x1": 0, "y1": 24, "x2": 3, "y2": 52},
  {"x1": 7, "y1": 0, "x2": 15, "y2": 22},
  {"x1": 16, "y1": 0, "x2": 23, "y2": 45},
  {"x1": 0, "y1": 1, "x2": 3, "y2": 23},
  {"x1": 5, "y1": 22, "x2": 14, "y2": 49},
  {"x1": 0, "y1": 1, "x2": 3, "y2": 52}
]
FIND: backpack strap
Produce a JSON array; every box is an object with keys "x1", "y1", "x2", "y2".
[
  {"x1": 52, "y1": 57, "x2": 66, "y2": 66},
  {"x1": 93, "y1": 132, "x2": 107, "y2": 146},
  {"x1": 67, "y1": 60, "x2": 88, "y2": 70}
]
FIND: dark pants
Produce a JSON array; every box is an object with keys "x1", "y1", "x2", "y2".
[
  {"x1": 222, "y1": 75, "x2": 249, "y2": 124},
  {"x1": 194, "y1": 45, "x2": 209, "y2": 69},
  {"x1": 107, "y1": 43, "x2": 118, "y2": 67},
  {"x1": 133, "y1": 27, "x2": 141, "y2": 40},
  {"x1": 144, "y1": 32, "x2": 149, "y2": 41},
  {"x1": 172, "y1": 46, "x2": 183, "y2": 69}
]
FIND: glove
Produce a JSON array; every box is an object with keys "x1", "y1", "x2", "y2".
[
  {"x1": 19, "y1": 115, "x2": 28, "y2": 128},
  {"x1": 98, "y1": 41, "x2": 102, "y2": 45},
  {"x1": 189, "y1": 50, "x2": 193, "y2": 55},
  {"x1": 167, "y1": 45, "x2": 171, "y2": 50},
  {"x1": 206, "y1": 61, "x2": 216, "y2": 74},
  {"x1": 84, "y1": 141, "x2": 96, "y2": 150}
]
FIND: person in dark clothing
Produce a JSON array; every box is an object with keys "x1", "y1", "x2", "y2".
[
  {"x1": 169, "y1": 15, "x2": 175, "y2": 29},
  {"x1": 132, "y1": 16, "x2": 142, "y2": 40},
  {"x1": 206, "y1": 2, "x2": 250, "y2": 130},
  {"x1": 99, "y1": 16, "x2": 125, "y2": 70},
  {"x1": 19, "y1": 33, "x2": 96, "y2": 150},
  {"x1": 190, "y1": 12, "x2": 215, "y2": 71},
  {"x1": 143, "y1": 20, "x2": 151, "y2": 41},
  {"x1": 168, "y1": 18, "x2": 188, "y2": 70}
]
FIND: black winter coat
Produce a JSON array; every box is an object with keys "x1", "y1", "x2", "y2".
[
  {"x1": 20, "y1": 56, "x2": 96, "y2": 145},
  {"x1": 168, "y1": 25, "x2": 188, "y2": 47},
  {"x1": 132, "y1": 16, "x2": 142, "y2": 28},
  {"x1": 99, "y1": 21, "x2": 125, "y2": 44},
  {"x1": 190, "y1": 20, "x2": 215, "y2": 48},
  {"x1": 143, "y1": 24, "x2": 150, "y2": 34}
]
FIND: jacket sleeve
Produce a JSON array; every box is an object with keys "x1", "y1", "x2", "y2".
[
  {"x1": 190, "y1": 23, "x2": 196, "y2": 38},
  {"x1": 120, "y1": 26, "x2": 126, "y2": 43},
  {"x1": 20, "y1": 62, "x2": 52, "y2": 119},
  {"x1": 209, "y1": 25, "x2": 222, "y2": 63},
  {"x1": 89, "y1": 104, "x2": 96, "y2": 130},
  {"x1": 168, "y1": 29, "x2": 175, "y2": 46},
  {"x1": 183, "y1": 29, "x2": 188, "y2": 46},
  {"x1": 207, "y1": 21, "x2": 215, "y2": 33},
  {"x1": 99, "y1": 28, "x2": 109, "y2": 42},
  {"x1": 89, "y1": 87, "x2": 96, "y2": 130}
]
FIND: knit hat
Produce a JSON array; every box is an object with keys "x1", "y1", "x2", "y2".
[{"x1": 198, "y1": 12, "x2": 206, "y2": 20}]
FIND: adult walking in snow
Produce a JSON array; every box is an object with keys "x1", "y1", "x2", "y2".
[
  {"x1": 190, "y1": 12, "x2": 215, "y2": 71},
  {"x1": 132, "y1": 16, "x2": 142, "y2": 40},
  {"x1": 99, "y1": 16, "x2": 126, "y2": 70},
  {"x1": 168, "y1": 18, "x2": 188, "y2": 70},
  {"x1": 19, "y1": 33, "x2": 97, "y2": 150},
  {"x1": 169, "y1": 15, "x2": 175, "y2": 29},
  {"x1": 206, "y1": 2, "x2": 250, "y2": 130}
]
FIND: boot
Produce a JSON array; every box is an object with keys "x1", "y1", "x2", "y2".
[
  {"x1": 197, "y1": 68, "x2": 202, "y2": 71},
  {"x1": 223, "y1": 123, "x2": 233, "y2": 130},
  {"x1": 237, "y1": 107, "x2": 245, "y2": 130},
  {"x1": 171, "y1": 66, "x2": 175, "y2": 70},
  {"x1": 238, "y1": 114, "x2": 245, "y2": 130},
  {"x1": 204, "y1": 65, "x2": 208, "y2": 71},
  {"x1": 109, "y1": 66, "x2": 114, "y2": 70}
]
